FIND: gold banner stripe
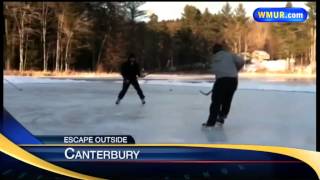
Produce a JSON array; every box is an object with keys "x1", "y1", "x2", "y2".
[
  {"x1": 0, "y1": 134, "x2": 105, "y2": 180},
  {"x1": 19, "y1": 143, "x2": 320, "y2": 178}
]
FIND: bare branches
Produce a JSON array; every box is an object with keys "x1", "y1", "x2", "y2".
[{"x1": 3, "y1": 2, "x2": 316, "y2": 74}]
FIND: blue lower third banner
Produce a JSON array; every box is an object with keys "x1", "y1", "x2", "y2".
[
  {"x1": 12, "y1": 145, "x2": 317, "y2": 180},
  {"x1": 1, "y1": 109, "x2": 319, "y2": 179}
]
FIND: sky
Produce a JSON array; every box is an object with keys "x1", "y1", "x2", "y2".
[{"x1": 139, "y1": 1, "x2": 310, "y2": 21}]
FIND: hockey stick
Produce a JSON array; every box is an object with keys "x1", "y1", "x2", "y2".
[
  {"x1": 4, "y1": 78, "x2": 23, "y2": 91},
  {"x1": 199, "y1": 89, "x2": 212, "y2": 96},
  {"x1": 140, "y1": 73, "x2": 150, "y2": 78},
  {"x1": 140, "y1": 71, "x2": 154, "y2": 78}
]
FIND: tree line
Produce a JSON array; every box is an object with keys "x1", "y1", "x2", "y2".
[{"x1": 3, "y1": 2, "x2": 316, "y2": 73}]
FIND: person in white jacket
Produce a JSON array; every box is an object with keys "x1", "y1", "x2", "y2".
[{"x1": 202, "y1": 43, "x2": 245, "y2": 128}]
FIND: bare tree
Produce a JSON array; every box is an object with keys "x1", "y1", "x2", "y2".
[
  {"x1": 31, "y1": 2, "x2": 51, "y2": 71},
  {"x1": 8, "y1": 2, "x2": 32, "y2": 71},
  {"x1": 123, "y1": 2, "x2": 146, "y2": 22},
  {"x1": 3, "y1": 4, "x2": 12, "y2": 70},
  {"x1": 306, "y1": 2, "x2": 316, "y2": 73},
  {"x1": 60, "y1": 3, "x2": 92, "y2": 71},
  {"x1": 41, "y1": 2, "x2": 49, "y2": 71},
  {"x1": 53, "y1": 3, "x2": 65, "y2": 72},
  {"x1": 95, "y1": 2, "x2": 118, "y2": 69}
]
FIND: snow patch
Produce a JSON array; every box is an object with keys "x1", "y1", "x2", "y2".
[
  {"x1": 4, "y1": 76, "x2": 315, "y2": 93},
  {"x1": 3, "y1": 76, "x2": 89, "y2": 84}
]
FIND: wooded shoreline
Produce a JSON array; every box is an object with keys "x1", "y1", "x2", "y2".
[{"x1": 3, "y1": 2, "x2": 316, "y2": 74}]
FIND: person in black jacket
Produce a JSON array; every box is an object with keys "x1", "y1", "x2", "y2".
[{"x1": 116, "y1": 54, "x2": 145, "y2": 105}]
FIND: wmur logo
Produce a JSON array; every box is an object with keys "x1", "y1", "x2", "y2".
[{"x1": 253, "y1": 7, "x2": 308, "y2": 22}]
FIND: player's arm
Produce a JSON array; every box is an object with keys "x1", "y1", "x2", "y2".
[
  {"x1": 136, "y1": 63, "x2": 142, "y2": 77},
  {"x1": 210, "y1": 55, "x2": 218, "y2": 75},
  {"x1": 120, "y1": 63, "x2": 129, "y2": 80},
  {"x1": 233, "y1": 54, "x2": 245, "y2": 71}
]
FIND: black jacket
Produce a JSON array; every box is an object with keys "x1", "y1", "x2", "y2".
[{"x1": 120, "y1": 61, "x2": 141, "y2": 80}]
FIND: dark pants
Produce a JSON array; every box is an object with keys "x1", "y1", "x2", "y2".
[
  {"x1": 118, "y1": 78, "x2": 145, "y2": 100},
  {"x1": 206, "y1": 77, "x2": 238, "y2": 126}
]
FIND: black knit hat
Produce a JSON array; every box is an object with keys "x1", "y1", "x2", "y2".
[
  {"x1": 128, "y1": 53, "x2": 136, "y2": 59},
  {"x1": 212, "y1": 43, "x2": 224, "y2": 54}
]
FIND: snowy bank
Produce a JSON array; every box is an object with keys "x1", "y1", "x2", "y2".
[
  {"x1": 4, "y1": 75, "x2": 315, "y2": 93},
  {"x1": 3, "y1": 76, "x2": 89, "y2": 84}
]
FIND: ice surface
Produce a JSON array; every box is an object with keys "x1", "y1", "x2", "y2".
[
  {"x1": 3, "y1": 76, "x2": 316, "y2": 150},
  {"x1": 134, "y1": 79, "x2": 316, "y2": 93}
]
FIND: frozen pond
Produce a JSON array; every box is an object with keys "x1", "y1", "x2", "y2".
[{"x1": 3, "y1": 76, "x2": 316, "y2": 150}]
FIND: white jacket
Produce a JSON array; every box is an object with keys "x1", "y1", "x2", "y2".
[{"x1": 211, "y1": 50, "x2": 245, "y2": 78}]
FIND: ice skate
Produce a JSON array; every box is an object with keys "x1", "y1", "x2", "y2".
[
  {"x1": 115, "y1": 99, "x2": 121, "y2": 105},
  {"x1": 202, "y1": 123, "x2": 214, "y2": 129},
  {"x1": 217, "y1": 116, "x2": 226, "y2": 126},
  {"x1": 141, "y1": 98, "x2": 146, "y2": 105}
]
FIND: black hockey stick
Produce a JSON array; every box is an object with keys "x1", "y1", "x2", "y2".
[
  {"x1": 4, "y1": 78, "x2": 23, "y2": 91},
  {"x1": 199, "y1": 89, "x2": 212, "y2": 96}
]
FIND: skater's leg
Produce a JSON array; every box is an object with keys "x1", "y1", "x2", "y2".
[
  {"x1": 206, "y1": 102, "x2": 219, "y2": 126},
  {"x1": 205, "y1": 79, "x2": 223, "y2": 126},
  {"x1": 131, "y1": 79, "x2": 145, "y2": 100},
  {"x1": 215, "y1": 79, "x2": 228, "y2": 124},
  {"x1": 220, "y1": 78, "x2": 238, "y2": 118},
  {"x1": 117, "y1": 79, "x2": 131, "y2": 100}
]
